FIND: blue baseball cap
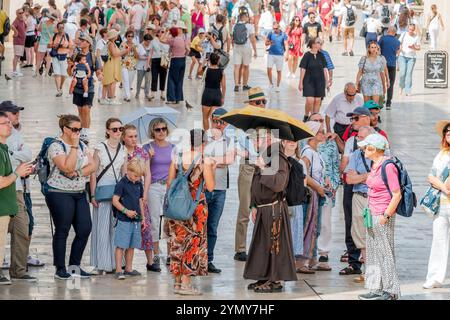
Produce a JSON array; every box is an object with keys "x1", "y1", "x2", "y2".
[
  {"x1": 346, "y1": 106, "x2": 371, "y2": 118},
  {"x1": 212, "y1": 108, "x2": 227, "y2": 118},
  {"x1": 363, "y1": 100, "x2": 382, "y2": 110}
]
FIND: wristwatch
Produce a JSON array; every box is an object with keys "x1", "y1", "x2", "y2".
[{"x1": 383, "y1": 212, "x2": 391, "y2": 220}]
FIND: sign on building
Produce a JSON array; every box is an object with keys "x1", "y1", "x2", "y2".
[{"x1": 425, "y1": 51, "x2": 448, "y2": 88}]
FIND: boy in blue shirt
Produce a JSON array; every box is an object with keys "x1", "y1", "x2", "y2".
[
  {"x1": 112, "y1": 158, "x2": 146, "y2": 280},
  {"x1": 265, "y1": 21, "x2": 288, "y2": 92}
]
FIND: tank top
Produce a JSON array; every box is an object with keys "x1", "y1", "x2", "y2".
[
  {"x1": 40, "y1": 22, "x2": 54, "y2": 45},
  {"x1": 204, "y1": 68, "x2": 223, "y2": 89}
]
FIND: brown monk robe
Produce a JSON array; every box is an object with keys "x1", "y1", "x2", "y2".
[{"x1": 243, "y1": 143, "x2": 297, "y2": 292}]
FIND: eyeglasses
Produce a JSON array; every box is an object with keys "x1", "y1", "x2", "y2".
[
  {"x1": 254, "y1": 99, "x2": 267, "y2": 106},
  {"x1": 65, "y1": 126, "x2": 82, "y2": 133},
  {"x1": 310, "y1": 119, "x2": 324, "y2": 123},
  {"x1": 109, "y1": 127, "x2": 124, "y2": 133},
  {"x1": 212, "y1": 119, "x2": 225, "y2": 125},
  {"x1": 127, "y1": 35, "x2": 134, "y2": 38},
  {"x1": 154, "y1": 127, "x2": 168, "y2": 133}
]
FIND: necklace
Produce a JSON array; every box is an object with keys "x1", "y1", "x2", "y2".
[{"x1": 107, "y1": 141, "x2": 119, "y2": 149}]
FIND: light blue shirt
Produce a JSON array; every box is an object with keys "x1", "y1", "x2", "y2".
[{"x1": 345, "y1": 149, "x2": 372, "y2": 194}]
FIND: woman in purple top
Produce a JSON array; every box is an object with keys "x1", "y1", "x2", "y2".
[{"x1": 143, "y1": 118, "x2": 174, "y2": 272}]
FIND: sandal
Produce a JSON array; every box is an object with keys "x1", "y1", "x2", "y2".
[
  {"x1": 353, "y1": 275, "x2": 365, "y2": 283},
  {"x1": 247, "y1": 280, "x2": 266, "y2": 290},
  {"x1": 296, "y1": 266, "x2": 315, "y2": 274},
  {"x1": 178, "y1": 283, "x2": 202, "y2": 296},
  {"x1": 339, "y1": 266, "x2": 362, "y2": 275},
  {"x1": 254, "y1": 282, "x2": 274, "y2": 293},
  {"x1": 271, "y1": 282, "x2": 283, "y2": 293},
  {"x1": 340, "y1": 251, "x2": 349, "y2": 263},
  {"x1": 312, "y1": 264, "x2": 332, "y2": 271},
  {"x1": 173, "y1": 282, "x2": 182, "y2": 294}
]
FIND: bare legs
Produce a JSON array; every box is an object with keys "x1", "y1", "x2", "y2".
[{"x1": 202, "y1": 106, "x2": 216, "y2": 130}]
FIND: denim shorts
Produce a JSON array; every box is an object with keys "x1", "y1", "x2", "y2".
[{"x1": 114, "y1": 220, "x2": 142, "y2": 249}]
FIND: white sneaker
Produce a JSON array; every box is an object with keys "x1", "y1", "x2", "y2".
[
  {"x1": 13, "y1": 72, "x2": 24, "y2": 77},
  {"x1": 269, "y1": 84, "x2": 274, "y2": 91},
  {"x1": 287, "y1": 71, "x2": 291, "y2": 78},
  {"x1": 291, "y1": 73, "x2": 296, "y2": 79},
  {"x1": 99, "y1": 98, "x2": 109, "y2": 105},
  {"x1": 275, "y1": 86, "x2": 280, "y2": 92},
  {"x1": 109, "y1": 99, "x2": 122, "y2": 105},
  {"x1": 423, "y1": 280, "x2": 442, "y2": 289}
]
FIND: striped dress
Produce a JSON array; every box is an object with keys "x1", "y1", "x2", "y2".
[{"x1": 90, "y1": 142, "x2": 126, "y2": 272}]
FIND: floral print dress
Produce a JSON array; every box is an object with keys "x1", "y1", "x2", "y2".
[
  {"x1": 168, "y1": 163, "x2": 208, "y2": 277},
  {"x1": 127, "y1": 146, "x2": 153, "y2": 250}
]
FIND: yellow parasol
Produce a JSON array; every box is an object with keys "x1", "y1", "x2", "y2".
[{"x1": 220, "y1": 105, "x2": 315, "y2": 141}]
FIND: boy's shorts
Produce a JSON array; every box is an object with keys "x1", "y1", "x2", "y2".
[{"x1": 114, "y1": 220, "x2": 142, "y2": 249}]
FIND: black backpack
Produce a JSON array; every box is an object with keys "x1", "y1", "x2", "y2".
[
  {"x1": 286, "y1": 157, "x2": 308, "y2": 206},
  {"x1": 2, "y1": 17, "x2": 10, "y2": 37},
  {"x1": 345, "y1": 5, "x2": 356, "y2": 26},
  {"x1": 381, "y1": 5, "x2": 391, "y2": 24},
  {"x1": 233, "y1": 23, "x2": 248, "y2": 45},
  {"x1": 212, "y1": 24, "x2": 225, "y2": 50}
]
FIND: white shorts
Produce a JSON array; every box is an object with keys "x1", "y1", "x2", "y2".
[
  {"x1": 52, "y1": 57, "x2": 68, "y2": 76},
  {"x1": 233, "y1": 45, "x2": 252, "y2": 66},
  {"x1": 267, "y1": 54, "x2": 284, "y2": 71},
  {"x1": 38, "y1": 44, "x2": 50, "y2": 53}
]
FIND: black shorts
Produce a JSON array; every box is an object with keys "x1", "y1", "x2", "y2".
[
  {"x1": 25, "y1": 35, "x2": 36, "y2": 48},
  {"x1": 0, "y1": 34, "x2": 4, "y2": 45},
  {"x1": 303, "y1": 82, "x2": 325, "y2": 98},
  {"x1": 201, "y1": 87, "x2": 222, "y2": 107},
  {"x1": 189, "y1": 48, "x2": 201, "y2": 59},
  {"x1": 73, "y1": 92, "x2": 94, "y2": 107}
]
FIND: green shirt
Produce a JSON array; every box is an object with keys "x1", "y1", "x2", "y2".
[
  {"x1": 181, "y1": 13, "x2": 192, "y2": 36},
  {"x1": 106, "y1": 8, "x2": 116, "y2": 25},
  {"x1": 0, "y1": 144, "x2": 18, "y2": 217}
]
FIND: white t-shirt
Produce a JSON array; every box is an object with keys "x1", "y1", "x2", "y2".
[
  {"x1": 136, "y1": 42, "x2": 151, "y2": 70},
  {"x1": 64, "y1": 22, "x2": 78, "y2": 41},
  {"x1": 26, "y1": 16, "x2": 37, "y2": 35},
  {"x1": 400, "y1": 32, "x2": 420, "y2": 58},
  {"x1": 149, "y1": 38, "x2": 169, "y2": 59},
  {"x1": 366, "y1": 17, "x2": 382, "y2": 33},
  {"x1": 231, "y1": 3, "x2": 254, "y2": 19},
  {"x1": 66, "y1": 2, "x2": 85, "y2": 18},
  {"x1": 259, "y1": 10, "x2": 274, "y2": 30},
  {"x1": 333, "y1": 1, "x2": 343, "y2": 17},
  {"x1": 130, "y1": 4, "x2": 146, "y2": 31},
  {"x1": 233, "y1": 22, "x2": 255, "y2": 48},
  {"x1": 340, "y1": 4, "x2": 357, "y2": 28},
  {"x1": 361, "y1": 0, "x2": 375, "y2": 15},
  {"x1": 204, "y1": 133, "x2": 230, "y2": 191}
]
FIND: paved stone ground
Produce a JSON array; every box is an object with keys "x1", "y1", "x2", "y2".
[{"x1": 0, "y1": 25, "x2": 449, "y2": 300}]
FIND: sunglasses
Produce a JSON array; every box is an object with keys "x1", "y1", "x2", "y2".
[
  {"x1": 18, "y1": 12, "x2": 24, "y2": 14},
  {"x1": 350, "y1": 115, "x2": 367, "y2": 122},
  {"x1": 212, "y1": 119, "x2": 225, "y2": 125},
  {"x1": 65, "y1": 126, "x2": 82, "y2": 133},
  {"x1": 311, "y1": 119, "x2": 324, "y2": 123},
  {"x1": 346, "y1": 92, "x2": 356, "y2": 97},
  {"x1": 154, "y1": 127, "x2": 168, "y2": 133},
  {"x1": 109, "y1": 127, "x2": 124, "y2": 133},
  {"x1": 254, "y1": 99, "x2": 267, "y2": 105},
  {"x1": 127, "y1": 35, "x2": 134, "y2": 38}
]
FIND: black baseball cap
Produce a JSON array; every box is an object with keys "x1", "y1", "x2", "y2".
[
  {"x1": 346, "y1": 106, "x2": 370, "y2": 117},
  {"x1": 0, "y1": 101, "x2": 24, "y2": 113}
]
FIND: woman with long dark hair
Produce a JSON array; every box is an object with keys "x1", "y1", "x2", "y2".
[{"x1": 285, "y1": 16, "x2": 302, "y2": 78}]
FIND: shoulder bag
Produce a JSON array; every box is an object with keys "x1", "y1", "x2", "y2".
[
  {"x1": 420, "y1": 165, "x2": 450, "y2": 217},
  {"x1": 94, "y1": 143, "x2": 121, "y2": 202}
]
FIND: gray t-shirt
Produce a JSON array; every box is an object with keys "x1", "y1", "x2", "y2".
[{"x1": 205, "y1": 134, "x2": 230, "y2": 191}]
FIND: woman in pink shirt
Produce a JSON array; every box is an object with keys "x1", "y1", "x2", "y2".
[
  {"x1": 161, "y1": 23, "x2": 189, "y2": 104},
  {"x1": 357, "y1": 133, "x2": 402, "y2": 301}
]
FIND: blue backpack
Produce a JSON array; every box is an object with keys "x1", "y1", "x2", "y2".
[
  {"x1": 35, "y1": 137, "x2": 84, "y2": 196},
  {"x1": 381, "y1": 157, "x2": 417, "y2": 217},
  {"x1": 163, "y1": 153, "x2": 204, "y2": 221}
]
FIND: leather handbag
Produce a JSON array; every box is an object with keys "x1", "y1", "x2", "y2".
[
  {"x1": 420, "y1": 166, "x2": 449, "y2": 217},
  {"x1": 94, "y1": 143, "x2": 121, "y2": 202}
]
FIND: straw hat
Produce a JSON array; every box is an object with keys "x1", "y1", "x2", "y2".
[
  {"x1": 106, "y1": 29, "x2": 120, "y2": 40},
  {"x1": 244, "y1": 87, "x2": 266, "y2": 103},
  {"x1": 436, "y1": 120, "x2": 450, "y2": 137},
  {"x1": 79, "y1": 34, "x2": 93, "y2": 46}
]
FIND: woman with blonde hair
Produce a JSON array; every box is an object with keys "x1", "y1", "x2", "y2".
[
  {"x1": 142, "y1": 118, "x2": 174, "y2": 272},
  {"x1": 423, "y1": 121, "x2": 450, "y2": 289},
  {"x1": 426, "y1": 4, "x2": 445, "y2": 50},
  {"x1": 356, "y1": 41, "x2": 387, "y2": 104}
]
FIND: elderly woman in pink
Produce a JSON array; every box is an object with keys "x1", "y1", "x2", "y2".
[{"x1": 357, "y1": 134, "x2": 402, "y2": 301}]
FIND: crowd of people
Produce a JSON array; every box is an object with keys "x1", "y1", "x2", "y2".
[{"x1": 0, "y1": 0, "x2": 448, "y2": 301}]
